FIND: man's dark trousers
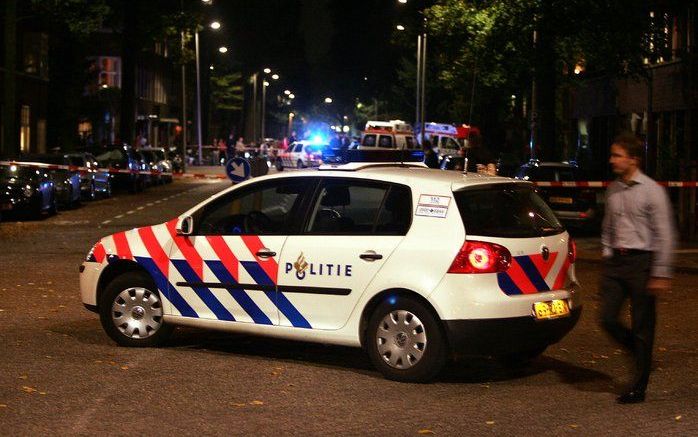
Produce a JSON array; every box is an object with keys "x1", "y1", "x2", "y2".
[{"x1": 600, "y1": 251, "x2": 656, "y2": 392}]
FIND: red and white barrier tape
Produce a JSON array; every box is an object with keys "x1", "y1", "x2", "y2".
[
  {"x1": 4, "y1": 161, "x2": 698, "y2": 186},
  {"x1": 0, "y1": 160, "x2": 171, "y2": 177},
  {"x1": 532, "y1": 181, "x2": 698, "y2": 188}
]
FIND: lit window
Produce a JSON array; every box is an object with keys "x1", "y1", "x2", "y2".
[{"x1": 20, "y1": 105, "x2": 31, "y2": 153}]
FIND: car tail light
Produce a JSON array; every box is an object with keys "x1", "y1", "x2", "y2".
[
  {"x1": 448, "y1": 240, "x2": 511, "y2": 274},
  {"x1": 568, "y1": 238, "x2": 577, "y2": 264}
]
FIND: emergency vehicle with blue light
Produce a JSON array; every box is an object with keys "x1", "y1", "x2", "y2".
[
  {"x1": 80, "y1": 154, "x2": 581, "y2": 382},
  {"x1": 275, "y1": 140, "x2": 325, "y2": 170}
]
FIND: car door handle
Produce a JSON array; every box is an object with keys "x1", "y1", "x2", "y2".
[
  {"x1": 360, "y1": 251, "x2": 383, "y2": 261},
  {"x1": 256, "y1": 248, "x2": 277, "y2": 258}
]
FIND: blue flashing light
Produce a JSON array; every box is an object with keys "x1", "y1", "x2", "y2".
[{"x1": 311, "y1": 135, "x2": 325, "y2": 145}]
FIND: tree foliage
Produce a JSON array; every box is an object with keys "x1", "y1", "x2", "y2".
[{"x1": 211, "y1": 73, "x2": 244, "y2": 111}]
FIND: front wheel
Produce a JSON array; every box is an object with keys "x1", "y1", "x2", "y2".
[
  {"x1": 99, "y1": 271, "x2": 174, "y2": 347},
  {"x1": 366, "y1": 296, "x2": 446, "y2": 382},
  {"x1": 275, "y1": 159, "x2": 284, "y2": 171}
]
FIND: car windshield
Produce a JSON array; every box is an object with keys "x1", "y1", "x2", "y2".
[
  {"x1": 94, "y1": 149, "x2": 125, "y2": 165},
  {"x1": 454, "y1": 183, "x2": 564, "y2": 237}
]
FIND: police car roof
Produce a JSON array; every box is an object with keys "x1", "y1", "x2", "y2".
[{"x1": 268, "y1": 162, "x2": 525, "y2": 189}]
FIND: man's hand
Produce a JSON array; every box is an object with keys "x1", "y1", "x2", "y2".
[{"x1": 647, "y1": 277, "x2": 671, "y2": 295}]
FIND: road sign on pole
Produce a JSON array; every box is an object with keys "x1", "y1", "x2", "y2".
[{"x1": 226, "y1": 157, "x2": 251, "y2": 183}]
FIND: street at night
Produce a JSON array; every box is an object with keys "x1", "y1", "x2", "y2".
[
  {"x1": 0, "y1": 176, "x2": 696, "y2": 434},
  {"x1": 2, "y1": 0, "x2": 698, "y2": 435}
]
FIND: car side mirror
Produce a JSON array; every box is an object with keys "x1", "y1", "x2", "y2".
[{"x1": 176, "y1": 215, "x2": 193, "y2": 236}]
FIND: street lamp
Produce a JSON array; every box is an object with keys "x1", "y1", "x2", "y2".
[
  {"x1": 193, "y1": 9, "x2": 223, "y2": 164},
  {"x1": 260, "y1": 71, "x2": 280, "y2": 141},
  {"x1": 284, "y1": 89, "x2": 291, "y2": 95},
  {"x1": 324, "y1": 97, "x2": 333, "y2": 104},
  {"x1": 396, "y1": 24, "x2": 405, "y2": 31}
]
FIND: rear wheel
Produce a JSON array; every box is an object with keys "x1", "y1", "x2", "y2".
[
  {"x1": 275, "y1": 159, "x2": 284, "y2": 171},
  {"x1": 99, "y1": 271, "x2": 174, "y2": 347},
  {"x1": 366, "y1": 296, "x2": 446, "y2": 382},
  {"x1": 296, "y1": 159, "x2": 305, "y2": 169},
  {"x1": 47, "y1": 190, "x2": 58, "y2": 216}
]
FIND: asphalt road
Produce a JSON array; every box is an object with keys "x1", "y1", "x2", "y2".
[{"x1": 1, "y1": 177, "x2": 696, "y2": 435}]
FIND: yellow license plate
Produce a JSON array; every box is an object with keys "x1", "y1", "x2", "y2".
[
  {"x1": 533, "y1": 299, "x2": 570, "y2": 320},
  {"x1": 549, "y1": 196, "x2": 573, "y2": 204}
]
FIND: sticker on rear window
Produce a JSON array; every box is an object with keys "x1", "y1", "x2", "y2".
[
  {"x1": 418, "y1": 194, "x2": 451, "y2": 207},
  {"x1": 416, "y1": 205, "x2": 448, "y2": 218}
]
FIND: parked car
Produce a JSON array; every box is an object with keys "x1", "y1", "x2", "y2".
[
  {"x1": 514, "y1": 160, "x2": 599, "y2": 228},
  {"x1": 0, "y1": 163, "x2": 57, "y2": 218},
  {"x1": 141, "y1": 147, "x2": 173, "y2": 183},
  {"x1": 65, "y1": 152, "x2": 111, "y2": 200},
  {"x1": 21, "y1": 154, "x2": 81, "y2": 208},
  {"x1": 91, "y1": 144, "x2": 145, "y2": 193},
  {"x1": 135, "y1": 150, "x2": 156, "y2": 187},
  {"x1": 275, "y1": 140, "x2": 324, "y2": 170}
]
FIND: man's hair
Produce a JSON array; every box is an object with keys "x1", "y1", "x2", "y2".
[{"x1": 613, "y1": 132, "x2": 644, "y2": 160}]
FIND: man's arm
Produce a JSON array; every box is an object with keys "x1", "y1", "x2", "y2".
[
  {"x1": 601, "y1": 188, "x2": 613, "y2": 258},
  {"x1": 650, "y1": 185, "x2": 676, "y2": 278}
]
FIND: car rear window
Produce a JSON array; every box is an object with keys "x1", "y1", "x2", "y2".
[{"x1": 454, "y1": 183, "x2": 563, "y2": 237}]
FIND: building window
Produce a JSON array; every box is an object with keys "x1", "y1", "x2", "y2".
[
  {"x1": 20, "y1": 105, "x2": 31, "y2": 153},
  {"x1": 23, "y1": 32, "x2": 49, "y2": 78},
  {"x1": 98, "y1": 57, "x2": 121, "y2": 88}
]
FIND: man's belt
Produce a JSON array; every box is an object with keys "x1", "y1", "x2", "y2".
[{"x1": 613, "y1": 248, "x2": 651, "y2": 256}]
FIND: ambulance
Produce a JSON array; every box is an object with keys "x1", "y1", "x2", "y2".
[
  {"x1": 360, "y1": 120, "x2": 417, "y2": 150},
  {"x1": 416, "y1": 122, "x2": 462, "y2": 158}
]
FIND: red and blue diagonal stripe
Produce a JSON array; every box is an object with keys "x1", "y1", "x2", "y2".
[{"x1": 497, "y1": 253, "x2": 566, "y2": 295}]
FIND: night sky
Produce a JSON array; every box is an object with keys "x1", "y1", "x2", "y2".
[{"x1": 215, "y1": 0, "x2": 403, "y2": 113}]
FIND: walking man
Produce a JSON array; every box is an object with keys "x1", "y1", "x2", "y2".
[{"x1": 600, "y1": 132, "x2": 676, "y2": 404}]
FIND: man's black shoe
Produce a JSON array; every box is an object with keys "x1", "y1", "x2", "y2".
[{"x1": 616, "y1": 390, "x2": 646, "y2": 404}]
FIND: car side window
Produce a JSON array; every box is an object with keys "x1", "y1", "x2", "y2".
[
  {"x1": 196, "y1": 178, "x2": 313, "y2": 235},
  {"x1": 362, "y1": 134, "x2": 376, "y2": 147},
  {"x1": 379, "y1": 135, "x2": 393, "y2": 148},
  {"x1": 294, "y1": 144, "x2": 303, "y2": 153},
  {"x1": 306, "y1": 179, "x2": 412, "y2": 236}
]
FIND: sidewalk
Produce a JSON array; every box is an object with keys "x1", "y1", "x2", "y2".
[{"x1": 576, "y1": 237, "x2": 698, "y2": 273}]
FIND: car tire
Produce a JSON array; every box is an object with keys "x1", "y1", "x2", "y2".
[
  {"x1": 296, "y1": 160, "x2": 305, "y2": 169},
  {"x1": 497, "y1": 346, "x2": 547, "y2": 368},
  {"x1": 99, "y1": 271, "x2": 174, "y2": 347},
  {"x1": 366, "y1": 296, "x2": 447, "y2": 382},
  {"x1": 48, "y1": 190, "x2": 58, "y2": 216},
  {"x1": 88, "y1": 182, "x2": 96, "y2": 201},
  {"x1": 275, "y1": 160, "x2": 284, "y2": 171}
]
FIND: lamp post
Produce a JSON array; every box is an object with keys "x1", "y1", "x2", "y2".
[
  {"x1": 398, "y1": 0, "x2": 426, "y2": 144},
  {"x1": 260, "y1": 69, "x2": 279, "y2": 141},
  {"x1": 193, "y1": 13, "x2": 223, "y2": 164}
]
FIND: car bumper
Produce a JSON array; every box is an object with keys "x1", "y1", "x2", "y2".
[
  {"x1": 443, "y1": 306, "x2": 582, "y2": 356},
  {"x1": 80, "y1": 261, "x2": 102, "y2": 307}
]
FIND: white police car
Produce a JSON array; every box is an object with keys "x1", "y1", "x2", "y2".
[{"x1": 80, "y1": 160, "x2": 581, "y2": 382}]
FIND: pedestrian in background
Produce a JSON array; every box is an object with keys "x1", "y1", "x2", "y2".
[
  {"x1": 422, "y1": 139, "x2": 438, "y2": 168},
  {"x1": 600, "y1": 132, "x2": 676, "y2": 404}
]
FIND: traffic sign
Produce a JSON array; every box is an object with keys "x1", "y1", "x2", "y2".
[{"x1": 225, "y1": 157, "x2": 251, "y2": 183}]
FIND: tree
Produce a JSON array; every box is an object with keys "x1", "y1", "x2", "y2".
[
  {"x1": 209, "y1": 72, "x2": 243, "y2": 138},
  {"x1": 390, "y1": 0, "x2": 656, "y2": 159}
]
